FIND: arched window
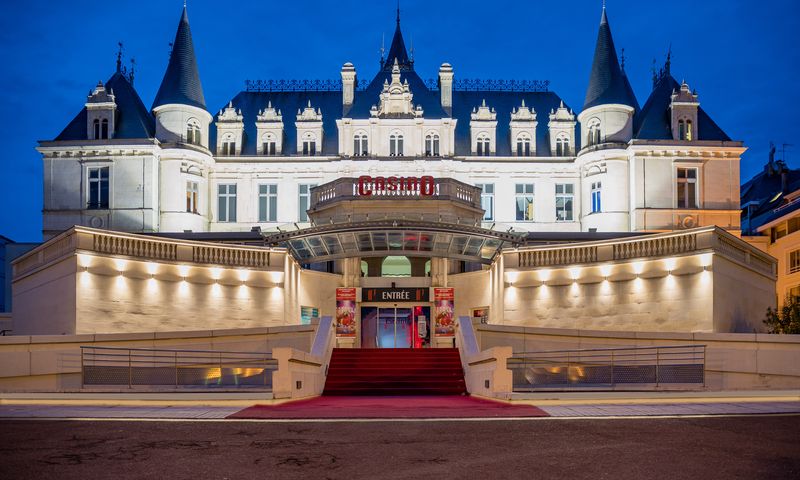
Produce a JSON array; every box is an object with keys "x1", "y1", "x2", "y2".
[
  {"x1": 425, "y1": 133, "x2": 440, "y2": 157},
  {"x1": 516, "y1": 134, "x2": 531, "y2": 156},
  {"x1": 354, "y1": 133, "x2": 368, "y2": 156},
  {"x1": 186, "y1": 119, "x2": 201, "y2": 145},
  {"x1": 302, "y1": 133, "x2": 317, "y2": 155},
  {"x1": 477, "y1": 134, "x2": 491, "y2": 156},
  {"x1": 100, "y1": 119, "x2": 109, "y2": 139},
  {"x1": 556, "y1": 135, "x2": 569, "y2": 156},
  {"x1": 587, "y1": 119, "x2": 601, "y2": 146},
  {"x1": 262, "y1": 133, "x2": 277, "y2": 155},
  {"x1": 389, "y1": 133, "x2": 404, "y2": 157},
  {"x1": 93, "y1": 119, "x2": 100, "y2": 140},
  {"x1": 361, "y1": 260, "x2": 368, "y2": 277},
  {"x1": 381, "y1": 256, "x2": 411, "y2": 277},
  {"x1": 220, "y1": 133, "x2": 236, "y2": 155}
]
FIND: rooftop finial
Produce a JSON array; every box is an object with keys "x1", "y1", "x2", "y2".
[
  {"x1": 397, "y1": 0, "x2": 400, "y2": 24},
  {"x1": 620, "y1": 47, "x2": 625, "y2": 71},
  {"x1": 129, "y1": 57, "x2": 135, "y2": 85},
  {"x1": 602, "y1": 0, "x2": 606, "y2": 9},
  {"x1": 410, "y1": 36, "x2": 414, "y2": 62},
  {"x1": 116, "y1": 42, "x2": 123, "y2": 72},
  {"x1": 665, "y1": 44, "x2": 672, "y2": 75}
]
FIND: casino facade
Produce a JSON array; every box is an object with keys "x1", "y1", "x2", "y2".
[{"x1": 16, "y1": 5, "x2": 776, "y2": 343}]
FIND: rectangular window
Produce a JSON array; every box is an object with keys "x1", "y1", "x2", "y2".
[
  {"x1": 515, "y1": 183, "x2": 534, "y2": 221},
  {"x1": 677, "y1": 167, "x2": 698, "y2": 209},
  {"x1": 555, "y1": 183, "x2": 574, "y2": 221},
  {"x1": 298, "y1": 183, "x2": 317, "y2": 222},
  {"x1": 789, "y1": 285, "x2": 800, "y2": 303},
  {"x1": 263, "y1": 142, "x2": 277, "y2": 156},
  {"x1": 591, "y1": 182, "x2": 602, "y2": 213},
  {"x1": 258, "y1": 184, "x2": 278, "y2": 222},
  {"x1": 87, "y1": 167, "x2": 109, "y2": 209},
  {"x1": 303, "y1": 141, "x2": 316, "y2": 156},
  {"x1": 476, "y1": 183, "x2": 494, "y2": 221},
  {"x1": 186, "y1": 181, "x2": 198, "y2": 214},
  {"x1": 790, "y1": 250, "x2": 800, "y2": 274},
  {"x1": 217, "y1": 184, "x2": 237, "y2": 223}
]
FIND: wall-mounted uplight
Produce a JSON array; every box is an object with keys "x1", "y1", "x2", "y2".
[
  {"x1": 599, "y1": 264, "x2": 612, "y2": 278},
  {"x1": 209, "y1": 267, "x2": 222, "y2": 281},
  {"x1": 146, "y1": 262, "x2": 158, "y2": 276},
  {"x1": 538, "y1": 269, "x2": 551, "y2": 282},
  {"x1": 77, "y1": 253, "x2": 92, "y2": 269},
  {"x1": 238, "y1": 269, "x2": 250, "y2": 283},
  {"x1": 664, "y1": 257, "x2": 677, "y2": 272},
  {"x1": 177, "y1": 265, "x2": 190, "y2": 279},
  {"x1": 569, "y1": 267, "x2": 581, "y2": 281},
  {"x1": 631, "y1": 261, "x2": 644, "y2": 275},
  {"x1": 114, "y1": 259, "x2": 127, "y2": 273}
]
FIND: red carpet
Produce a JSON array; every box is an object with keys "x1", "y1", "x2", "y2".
[
  {"x1": 323, "y1": 348, "x2": 467, "y2": 396},
  {"x1": 227, "y1": 395, "x2": 549, "y2": 419}
]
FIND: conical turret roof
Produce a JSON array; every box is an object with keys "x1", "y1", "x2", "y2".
[
  {"x1": 152, "y1": 7, "x2": 206, "y2": 110},
  {"x1": 583, "y1": 8, "x2": 638, "y2": 111},
  {"x1": 383, "y1": 7, "x2": 412, "y2": 71}
]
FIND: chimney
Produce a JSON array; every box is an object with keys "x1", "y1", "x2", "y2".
[
  {"x1": 438, "y1": 63, "x2": 454, "y2": 110},
  {"x1": 341, "y1": 63, "x2": 356, "y2": 107}
]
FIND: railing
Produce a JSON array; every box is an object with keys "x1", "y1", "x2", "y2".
[
  {"x1": 508, "y1": 345, "x2": 706, "y2": 391},
  {"x1": 309, "y1": 177, "x2": 482, "y2": 210},
  {"x1": 81, "y1": 346, "x2": 278, "y2": 389},
  {"x1": 94, "y1": 233, "x2": 178, "y2": 261},
  {"x1": 519, "y1": 245, "x2": 598, "y2": 267},
  {"x1": 613, "y1": 234, "x2": 696, "y2": 260},
  {"x1": 192, "y1": 245, "x2": 270, "y2": 268}
]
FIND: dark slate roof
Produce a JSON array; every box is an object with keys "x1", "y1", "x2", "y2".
[
  {"x1": 152, "y1": 7, "x2": 206, "y2": 110},
  {"x1": 634, "y1": 75, "x2": 730, "y2": 141},
  {"x1": 214, "y1": 81, "x2": 572, "y2": 157},
  {"x1": 383, "y1": 9, "x2": 411, "y2": 71},
  {"x1": 583, "y1": 9, "x2": 639, "y2": 111},
  {"x1": 740, "y1": 161, "x2": 800, "y2": 233},
  {"x1": 55, "y1": 72, "x2": 155, "y2": 141}
]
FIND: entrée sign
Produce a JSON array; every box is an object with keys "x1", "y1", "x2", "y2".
[
  {"x1": 357, "y1": 175, "x2": 435, "y2": 197},
  {"x1": 362, "y1": 287, "x2": 430, "y2": 303}
]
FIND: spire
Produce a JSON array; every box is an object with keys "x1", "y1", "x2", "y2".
[
  {"x1": 152, "y1": 7, "x2": 206, "y2": 110},
  {"x1": 383, "y1": 3, "x2": 412, "y2": 71},
  {"x1": 583, "y1": 7, "x2": 638, "y2": 110}
]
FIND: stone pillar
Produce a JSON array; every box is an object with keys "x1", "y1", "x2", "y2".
[
  {"x1": 438, "y1": 63, "x2": 454, "y2": 109},
  {"x1": 341, "y1": 63, "x2": 356, "y2": 107},
  {"x1": 365, "y1": 257, "x2": 383, "y2": 278},
  {"x1": 430, "y1": 257, "x2": 448, "y2": 287},
  {"x1": 409, "y1": 257, "x2": 428, "y2": 277}
]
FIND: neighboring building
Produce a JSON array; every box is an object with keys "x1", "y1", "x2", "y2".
[
  {"x1": 742, "y1": 144, "x2": 800, "y2": 305},
  {"x1": 37, "y1": 6, "x2": 744, "y2": 240}
]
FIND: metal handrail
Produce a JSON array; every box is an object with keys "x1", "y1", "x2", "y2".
[{"x1": 512, "y1": 344, "x2": 703, "y2": 356}]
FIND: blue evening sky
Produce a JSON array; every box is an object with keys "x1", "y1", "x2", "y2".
[{"x1": 0, "y1": 0, "x2": 798, "y2": 241}]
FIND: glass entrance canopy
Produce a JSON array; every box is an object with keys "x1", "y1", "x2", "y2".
[{"x1": 263, "y1": 219, "x2": 524, "y2": 264}]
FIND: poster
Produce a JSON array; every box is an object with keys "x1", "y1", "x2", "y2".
[
  {"x1": 433, "y1": 287, "x2": 455, "y2": 336},
  {"x1": 472, "y1": 307, "x2": 489, "y2": 324},
  {"x1": 335, "y1": 288, "x2": 357, "y2": 337}
]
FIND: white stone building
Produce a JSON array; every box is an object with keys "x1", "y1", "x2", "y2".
[{"x1": 37, "y1": 6, "x2": 744, "y2": 240}]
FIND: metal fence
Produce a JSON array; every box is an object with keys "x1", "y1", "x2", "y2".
[
  {"x1": 508, "y1": 345, "x2": 705, "y2": 391},
  {"x1": 81, "y1": 346, "x2": 278, "y2": 389}
]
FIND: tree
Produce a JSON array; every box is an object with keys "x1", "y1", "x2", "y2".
[{"x1": 764, "y1": 298, "x2": 800, "y2": 334}]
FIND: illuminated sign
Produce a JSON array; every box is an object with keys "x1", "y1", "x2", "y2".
[
  {"x1": 362, "y1": 287, "x2": 430, "y2": 302},
  {"x1": 357, "y1": 175, "x2": 435, "y2": 197}
]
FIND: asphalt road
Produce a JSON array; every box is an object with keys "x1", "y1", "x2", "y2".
[{"x1": 1, "y1": 415, "x2": 799, "y2": 479}]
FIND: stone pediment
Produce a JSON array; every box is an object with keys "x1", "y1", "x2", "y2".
[{"x1": 375, "y1": 59, "x2": 421, "y2": 118}]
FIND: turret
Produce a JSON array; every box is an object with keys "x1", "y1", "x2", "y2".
[{"x1": 151, "y1": 7, "x2": 212, "y2": 148}]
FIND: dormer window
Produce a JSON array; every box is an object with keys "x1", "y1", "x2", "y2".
[
  {"x1": 678, "y1": 119, "x2": 693, "y2": 141},
  {"x1": 186, "y1": 119, "x2": 201, "y2": 145},
  {"x1": 220, "y1": 133, "x2": 236, "y2": 155},
  {"x1": 389, "y1": 134, "x2": 404, "y2": 157},
  {"x1": 302, "y1": 132, "x2": 317, "y2": 156},
  {"x1": 477, "y1": 134, "x2": 491, "y2": 156},
  {"x1": 262, "y1": 133, "x2": 277, "y2": 155},
  {"x1": 516, "y1": 134, "x2": 531, "y2": 156},
  {"x1": 556, "y1": 134, "x2": 570, "y2": 156},
  {"x1": 425, "y1": 134, "x2": 440, "y2": 157},
  {"x1": 587, "y1": 118, "x2": 601, "y2": 146},
  {"x1": 354, "y1": 133, "x2": 369, "y2": 156}
]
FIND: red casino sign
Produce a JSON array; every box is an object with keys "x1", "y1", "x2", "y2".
[{"x1": 357, "y1": 175, "x2": 435, "y2": 197}]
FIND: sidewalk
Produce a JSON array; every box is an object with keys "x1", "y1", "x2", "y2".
[{"x1": 0, "y1": 390, "x2": 798, "y2": 420}]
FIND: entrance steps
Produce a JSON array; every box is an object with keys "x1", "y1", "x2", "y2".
[{"x1": 323, "y1": 348, "x2": 467, "y2": 396}]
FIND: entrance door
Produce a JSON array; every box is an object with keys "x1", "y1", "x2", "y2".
[{"x1": 361, "y1": 307, "x2": 424, "y2": 348}]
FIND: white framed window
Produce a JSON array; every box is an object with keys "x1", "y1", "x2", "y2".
[
  {"x1": 789, "y1": 250, "x2": 800, "y2": 274},
  {"x1": 515, "y1": 183, "x2": 534, "y2": 221},
  {"x1": 186, "y1": 119, "x2": 201, "y2": 145},
  {"x1": 302, "y1": 133, "x2": 317, "y2": 155},
  {"x1": 92, "y1": 118, "x2": 109, "y2": 140},
  {"x1": 556, "y1": 134, "x2": 570, "y2": 156},
  {"x1": 389, "y1": 134, "x2": 404, "y2": 157},
  {"x1": 87, "y1": 166, "x2": 109, "y2": 210},
  {"x1": 425, "y1": 133, "x2": 440, "y2": 157},
  {"x1": 217, "y1": 184, "x2": 237, "y2": 223},
  {"x1": 476, "y1": 183, "x2": 494, "y2": 221},
  {"x1": 258, "y1": 184, "x2": 278, "y2": 222},
  {"x1": 476, "y1": 134, "x2": 491, "y2": 156},
  {"x1": 262, "y1": 133, "x2": 277, "y2": 155},
  {"x1": 186, "y1": 181, "x2": 199, "y2": 214},
  {"x1": 298, "y1": 183, "x2": 317, "y2": 222},
  {"x1": 555, "y1": 183, "x2": 574, "y2": 221},
  {"x1": 587, "y1": 118, "x2": 601, "y2": 146},
  {"x1": 353, "y1": 133, "x2": 368, "y2": 156},
  {"x1": 516, "y1": 135, "x2": 531, "y2": 156},
  {"x1": 220, "y1": 133, "x2": 236, "y2": 155},
  {"x1": 591, "y1": 182, "x2": 601, "y2": 213},
  {"x1": 677, "y1": 167, "x2": 698, "y2": 209}
]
